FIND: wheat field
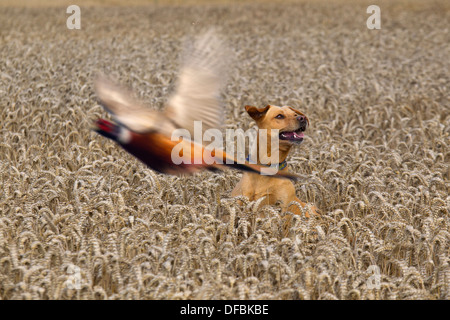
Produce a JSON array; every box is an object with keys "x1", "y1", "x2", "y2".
[{"x1": 0, "y1": 0, "x2": 448, "y2": 300}]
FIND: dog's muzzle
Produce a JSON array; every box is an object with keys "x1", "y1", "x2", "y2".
[{"x1": 279, "y1": 115, "x2": 308, "y2": 144}]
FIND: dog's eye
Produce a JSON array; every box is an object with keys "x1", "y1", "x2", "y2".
[{"x1": 275, "y1": 114, "x2": 285, "y2": 119}]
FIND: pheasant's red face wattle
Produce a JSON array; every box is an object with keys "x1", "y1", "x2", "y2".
[
  {"x1": 94, "y1": 119, "x2": 120, "y2": 141},
  {"x1": 95, "y1": 119, "x2": 115, "y2": 132}
]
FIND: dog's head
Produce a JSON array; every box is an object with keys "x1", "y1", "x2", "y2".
[{"x1": 245, "y1": 105, "x2": 309, "y2": 145}]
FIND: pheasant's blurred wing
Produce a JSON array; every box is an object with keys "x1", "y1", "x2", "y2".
[
  {"x1": 165, "y1": 30, "x2": 229, "y2": 140},
  {"x1": 95, "y1": 75, "x2": 163, "y2": 133}
]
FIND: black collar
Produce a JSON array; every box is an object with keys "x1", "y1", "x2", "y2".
[{"x1": 246, "y1": 156, "x2": 287, "y2": 170}]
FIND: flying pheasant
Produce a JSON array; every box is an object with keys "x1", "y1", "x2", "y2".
[{"x1": 93, "y1": 31, "x2": 298, "y2": 181}]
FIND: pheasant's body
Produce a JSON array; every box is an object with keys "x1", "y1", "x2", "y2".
[
  {"x1": 119, "y1": 130, "x2": 215, "y2": 174},
  {"x1": 122, "y1": 131, "x2": 178, "y2": 174}
]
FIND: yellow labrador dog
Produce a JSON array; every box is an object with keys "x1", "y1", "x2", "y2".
[{"x1": 232, "y1": 105, "x2": 318, "y2": 217}]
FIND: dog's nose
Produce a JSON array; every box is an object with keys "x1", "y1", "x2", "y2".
[
  {"x1": 297, "y1": 115, "x2": 308, "y2": 126},
  {"x1": 297, "y1": 115, "x2": 308, "y2": 131},
  {"x1": 297, "y1": 115, "x2": 306, "y2": 122}
]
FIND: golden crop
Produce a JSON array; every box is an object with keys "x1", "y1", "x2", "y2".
[{"x1": 0, "y1": 1, "x2": 448, "y2": 299}]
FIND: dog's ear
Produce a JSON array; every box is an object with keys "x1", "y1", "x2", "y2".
[{"x1": 245, "y1": 105, "x2": 271, "y2": 121}]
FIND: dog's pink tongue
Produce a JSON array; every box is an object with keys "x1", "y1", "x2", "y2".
[
  {"x1": 281, "y1": 132, "x2": 293, "y2": 139},
  {"x1": 281, "y1": 131, "x2": 304, "y2": 140}
]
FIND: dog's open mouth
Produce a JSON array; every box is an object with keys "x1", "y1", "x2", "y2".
[{"x1": 279, "y1": 129, "x2": 304, "y2": 143}]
